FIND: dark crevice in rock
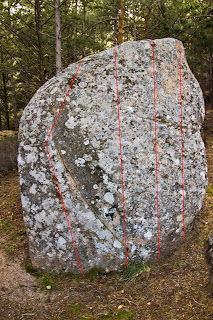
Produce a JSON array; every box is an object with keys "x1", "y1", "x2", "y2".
[{"x1": 55, "y1": 146, "x2": 125, "y2": 246}]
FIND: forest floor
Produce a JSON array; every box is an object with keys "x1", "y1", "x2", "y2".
[{"x1": 0, "y1": 110, "x2": 213, "y2": 320}]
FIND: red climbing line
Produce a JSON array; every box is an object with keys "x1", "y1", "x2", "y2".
[
  {"x1": 179, "y1": 42, "x2": 185, "y2": 241},
  {"x1": 46, "y1": 62, "x2": 82, "y2": 142},
  {"x1": 153, "y1": 40, "x2": 160, "y2": 259},
  {"x1": 114, "y1": 49, "x2": 128, "y2": 268},
  {"x1": 45, "y1": 62, "x2": 83, "y2": 274}
]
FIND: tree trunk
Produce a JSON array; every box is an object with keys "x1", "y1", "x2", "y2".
[
  {"x1": 118, "y1": 0, "x2": 125, "y2": 44},
  {"x1": 73, "y1": 0, "x2": 78, "y2": 62},
  {"x1": 132, "y1": 0, "x2": 136, "y2": 41},
  {"x1": 210, "y1": 53, "x2": 213, "y2": 109},
  {"x1": 10, "y1": 70, "x2": 18, "y2": 131},
  {"x1": 25, "y1": 71, "x2": 30, "y2": 105},
  {"x1": 113, "y1": 8, "x2": 118, "y2": 46},
  {"x1": 142, "y1": 1, "x2": 151, "y2": 39},
  {"x1": 159, "y1": 0, "x2": 166, "y2": 19},
  {"x1": 144, "y1": 9, "x2": 151, "y2": 38},
  {"x1": 0, "y1": 109, "x2": 2, "y2": 131},
  {"x1": 82, "y1": 0, "x2": 86, "y2": 58},
  {"x1": 35, "y1": 0, "x2": 45, "y2": 84},
  {"x1": 2, "y1": 72, "x2": 10, "y2": 130},
  {"x1": 55, "y1": 0, "x2": 62, "y2": 75}
]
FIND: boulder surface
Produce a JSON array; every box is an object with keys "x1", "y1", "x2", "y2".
[{"x1": 18, "y1": 38, "x2": 208, "y2": 273}]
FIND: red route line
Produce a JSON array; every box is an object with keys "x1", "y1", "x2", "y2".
[
  {"x1": 152, "y1": 40, "x2": 160, "y2": 259},
  {"x1": 46, "y1": 62, "x2": 82, "y2": 141},
  {"x1": 45, "y1": 62, "x2": 83, "y2": 274},
  {"x1": 179, "y1": 42, "x2": 185, "y2": 240},
  {"x1": 114, "y1": 49, "x2": 128, "y2": 268}
]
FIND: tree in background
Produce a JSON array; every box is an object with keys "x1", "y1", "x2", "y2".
[
  {"x1": 0, "y1": 0, "x2": 212, "y2": 130},
  {"x1": 55, "y1": 0, "x2": 62, "y2": 75},
  {"x1": 118, "y1": 0, "x2": 125, "y2": 44}
]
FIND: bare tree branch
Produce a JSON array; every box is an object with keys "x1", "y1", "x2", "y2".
[
  {"x1": 0, "y1": 18, "x2": 38, "y2": 55},
  {"x1": 62, "y1": 18, "x2": 119, "y2": 40}
]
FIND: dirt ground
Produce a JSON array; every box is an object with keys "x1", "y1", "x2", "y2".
[{"x1": 0, "y1": 110, "x2": 213, "y2": 320}]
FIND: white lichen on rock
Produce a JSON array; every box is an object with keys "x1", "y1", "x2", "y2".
[{"x1": 104, "y1": 192, "x2": 115, "y2": 204}]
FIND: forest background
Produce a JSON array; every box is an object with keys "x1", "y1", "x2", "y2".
[{"x1": 0, "y1": 0, "x2": 212, "y2": 131}]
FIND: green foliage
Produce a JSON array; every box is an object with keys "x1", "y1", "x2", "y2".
[
  {"x1": 68, "y1": 303, "x2": 82, "y2": 316},
  {"x1": 207, "y1": 185, "x2": 213, "y2": 195},
  {"x1": 122, "y1": 261, "x2": 150, "y2": 282},
  {"x1": 0, "y1": 217, "x2": 16, "y2": 231},
  {"x1": 10, "y1": 235, "x2": 20, "y2": 242},
  {"x1": 38, "y1": 273, "x2": 55, "y2": 291},
  {"x1": 85, "y1": 266, "x2": 103, "y2": 280},
  {"x1": 174, "y1": 260, "x2": 184, "y2": 269},
  {"x1": 19, "y1": 228, "x2": 26, "y2": 235},
  {"x1": 97, "y1": 315, "x2": 113, "y2": 319},
  {"x1": 4, "y1": 245, "x2": 15, "y2": 253},
  {"x1": 24, "y1": 260, "x2": 37, "y2": 275},
  {"x1": 117, "y1": 311, "x2": 134, "y2": 319},
  {"x1": 3, "y1": 225, "x2": 16, "y2": 231},
  {"x1": 98, "y1": 312, "x2": 134, "y2": 320}
]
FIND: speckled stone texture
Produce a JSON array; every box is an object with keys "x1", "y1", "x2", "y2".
[{"x1": 18, "y1": 38, "x2": 208, "y2": 273}]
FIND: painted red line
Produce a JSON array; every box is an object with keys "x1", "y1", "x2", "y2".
[
  {"x1": 46, "y1": 62, "x2": 82, "y2": 142},
  {"x1": 46, "y1": 62, "x2": 83, "y2": 274},
  {"x1": 152, "y1": 40, "x2": 160, "y2": 259},
  {"x1": 114, "y1": 49, "x2": 128, "y2": 268},
  {"x1": 179, "y1": 42, "x2": 185, "y2": 241}
]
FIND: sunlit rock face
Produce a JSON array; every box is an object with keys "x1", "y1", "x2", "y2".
[{"x1": 18, "y1": 38, "x2": 207, "y2": 273}]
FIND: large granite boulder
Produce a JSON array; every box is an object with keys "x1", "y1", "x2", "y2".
[{"x1": 18, "y1": 38, "x2": 208, "y2": 273}]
